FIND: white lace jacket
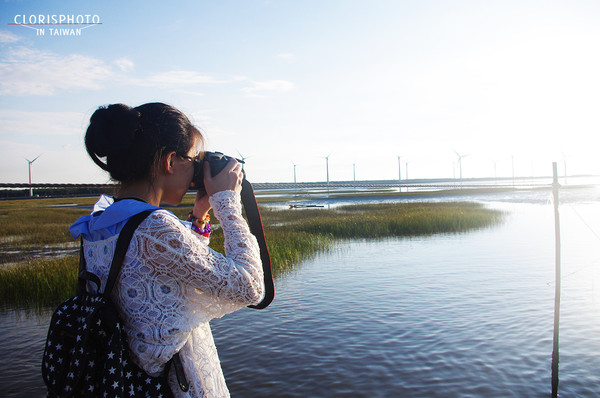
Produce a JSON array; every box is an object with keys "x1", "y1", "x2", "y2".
[{"x1": 80, "y1": 191, "x2": 264, "y2": 397}]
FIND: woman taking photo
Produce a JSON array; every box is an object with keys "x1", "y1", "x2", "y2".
[{"x1": 69, "y1": 102, "x2": 264, "y2": 397}]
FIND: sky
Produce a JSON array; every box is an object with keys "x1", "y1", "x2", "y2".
[{"x1": 1, "y1": 0, "x2": 599, "y2": 184}]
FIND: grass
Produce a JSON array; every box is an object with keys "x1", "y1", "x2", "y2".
[
  {"x1": 0, "y1": 197, "x2": 93, "y2": 248},
  {"x1": 259, "y1": 202, "x2": 503, "y2": 238},
  {"x1": 0, "y1": 195, "x2": 503, "y2": 309},
  {"x1": 0, "y1": 256, "x2": 79, "y2": 310}
]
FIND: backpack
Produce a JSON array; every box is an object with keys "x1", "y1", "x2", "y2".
[{"x1": 42, "y1": 210, "x2": 189, "y2": 397}]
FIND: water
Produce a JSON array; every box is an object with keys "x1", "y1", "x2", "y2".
[
  {"x1": 2, "y1": 187, "x2": 600, "y2": 397},
  {"x1": 0, "y1": 308, "x2": 51, "y2": 397}
]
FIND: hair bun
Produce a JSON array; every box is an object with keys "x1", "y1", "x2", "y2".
[{"x1": 86, "y1": 103, "x2": 140, "y2": 157}]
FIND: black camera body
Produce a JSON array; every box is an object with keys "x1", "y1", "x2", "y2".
[{"x1": 190, "y1": 151, "x2": 245, "y2": 192}]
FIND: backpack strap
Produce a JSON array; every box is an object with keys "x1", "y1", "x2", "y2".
[
  {"x1": 77, "y1": 237, "x2": 102, "y2": 295},
  {"x1": 101, "y1": 208, "x2": 190, "y2": 392},
  {"x1": 104, "y1": 209, "x2": 155, "y2": 296}
]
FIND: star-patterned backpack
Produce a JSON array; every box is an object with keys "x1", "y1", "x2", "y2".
[{"x1": 42, "y1": 210, "x2": 189, "y2": 397}]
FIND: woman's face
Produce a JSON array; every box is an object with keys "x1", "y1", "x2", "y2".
[{"x1": 162, "y1": 135, "x2": 202, "y2": 205}]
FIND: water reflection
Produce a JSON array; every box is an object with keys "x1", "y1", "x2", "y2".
[
  {"x1": 212, "y1": 198, "x2": 600, "y2": 397},
  {"x1": 1, "y1": 186, "x2": 600, "y2": 397}
]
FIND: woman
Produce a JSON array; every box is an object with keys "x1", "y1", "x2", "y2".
[{"x1": 69, "y1": 102, "x2": 264, "y2": 397}]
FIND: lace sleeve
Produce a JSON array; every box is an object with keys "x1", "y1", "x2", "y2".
[{"x1": 131, "y1": 190, "x2": 264, "y2": 322}]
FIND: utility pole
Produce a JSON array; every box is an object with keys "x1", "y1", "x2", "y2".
[{"x1": 551, "y1": 162, "x2": 562, "y2": 398}]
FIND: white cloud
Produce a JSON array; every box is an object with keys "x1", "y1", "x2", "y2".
[
  {"x1": 277, "y1": 52, "x2": 296, "y2": 60},
  {"x1": 0, "y1": 30, "x2": 20, "y2": 43},
  {"x1": 0, "y1": 139, "x2": 105, "y2": 183},
  {"x1": 242, "y1": 79, "x2": 295, "y2": 97},
  {"x1": 187, "y1": 110, "x2": 213, "y2": 127},
  {"x1": 147, "y1": 70, "x2": 226, "y2": 86},
  {"x1": 114, "y1": 57, "x2": 135, "y2": 72},
  {"x1": 0, "y1": 43, "x2": 231, "y2": 96},
  {"x1": 0, "y1": 46, "x2": 113, "y2": 95},
  {"x1": 171, "y1": 89, "x2": 205, "y2": 97},
  {"x1": 0, "y1": 109, "x2": 87, "y2": 137},
  {"x1": 0, "y1": 41, "x2": 294, "y2": 102},
  {"x1": 0, "y1": 110, "x2": 105, "y2": 183}
]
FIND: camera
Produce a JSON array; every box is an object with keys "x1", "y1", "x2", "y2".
[
  {"x1": 190, "y1": 151, "x2": 245, "y2": 192},
  {"x1": 188, "y1": 150, "x2": 274, "y2": 309}
]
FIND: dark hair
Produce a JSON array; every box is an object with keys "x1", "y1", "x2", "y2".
[{"x1": 85, "y1": 102, "x2": 202, "y2": 183}]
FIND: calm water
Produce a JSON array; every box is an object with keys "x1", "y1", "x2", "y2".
[{"x1": 2, "y1": 187, "x2": 600, "y2": 397}]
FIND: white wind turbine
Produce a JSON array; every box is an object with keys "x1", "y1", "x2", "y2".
[
  {"x1": 561, "y1": 152, "x2": 570, "y2": 185},
  {"x1": 292, "y1": 161, "x2": 297, "y2": 184},
  {"x1": 25, "y1": 154, "x2": 41, "y2": 197},
  {"x1": 324, "y1": 153, "x2": 331, "y2": 190},
  {"x1": 492, "y1": 159, "x2": 498, "y2": 180},
  {"x1": 237, "y1": 151, "x2": 249, "y2": 172},
  {"x1": 397, "y1": 155, "x2": 402, "y2": 181},
  {"x1": 454, "y1": 150, "x2": 468, "y2": 180}
]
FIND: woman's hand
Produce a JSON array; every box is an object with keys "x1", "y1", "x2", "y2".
[
  {"x1": 190, "y1": 159, "x2": 242, "y2": 222},
  {"x1": 192, "y1": 191, "x2": 211, "y2": 222},
  {"x1": 203, "y1": 159, "x2": 243, "y2": 197}
]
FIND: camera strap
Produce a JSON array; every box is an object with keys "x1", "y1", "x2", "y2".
[{"x1": 240, "y1": 178, "x2": 274, "y2": 309}]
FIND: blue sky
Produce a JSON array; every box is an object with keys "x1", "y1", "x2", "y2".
[{"x1": 1, "y1": 0, "x2": 599, "y2": 184}]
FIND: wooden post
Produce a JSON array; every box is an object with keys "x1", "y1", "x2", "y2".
[{"x1": 551, "y1": 162, "x2": 561, "y2": 397}]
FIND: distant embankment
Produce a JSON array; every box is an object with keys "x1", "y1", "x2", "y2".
[
  {"x1": 0, "y1": 181, "x2": 502, "y2": 199},
  {"x1": 0, "y1": 175, "x2": 588, "y2": 198},
  {"x1": 0, "y1": 183, "x2": 117, "y2": 199}
]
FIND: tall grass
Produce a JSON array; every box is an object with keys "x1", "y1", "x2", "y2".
[
  {"x1": 0, "y1": 256, "x2": 79, "y2": 309},
  {"x1": 0, "y1": 199, "x2": 502, "y2": 309},
  {"x1": 264, "y1": 230, "x2": 334, "y2": 274},
  {"x1": 260, "y1": 202, "x2": 503, "y2": 238},
  {"x1": 0, "y1": 198, "x2": 93, "y2": 248},
  {"x1": 0, "y1": 208, "x2": 90, "y2": 246}
]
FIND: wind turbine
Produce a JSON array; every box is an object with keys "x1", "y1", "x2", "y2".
[
  {"x1": 397, "y1": 155, "x2": 402, "y2": 182},
  {"x1": 561, "y1": 152, "x2": 569, "y2": 185},
  {"x1": 511, "y1": 155, "x2": 515, "y2": 187},
  {"x1": 236, "y1": 151, "x2": 249, "y2": 172},
  {"x1": 453, "y1": 150, "x2": 468, "y2": 180},
  {"x1": 292, "y1": 161, "x2": 297, "y2": 184},
  {"x1": 25, "y1": 154, "x2": 41, "y2": 197},
  {"x1": 324, "y1": 154, "x2": 331, "y2": 191}
]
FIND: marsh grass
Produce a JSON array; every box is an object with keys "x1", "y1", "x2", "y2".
[
  {"x1": 0, "y1": 197, "x2": 502, "y2": 308},
  {"x1": 0, "y1": 198, "x2": 93, "y2": 248},
  {"x1": 259, "y1": 202, "x2": 503, "y2": 237},
  {"x1": 0, "y1": 208, "x2": 90, "y2": 246},
  {"x1": 0, "y1": 256, "x2": 79, "y2": 309}
]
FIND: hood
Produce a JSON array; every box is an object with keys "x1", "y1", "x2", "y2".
[{"x1": 70, "y1": 195, "x2": 161, "y2": 242}]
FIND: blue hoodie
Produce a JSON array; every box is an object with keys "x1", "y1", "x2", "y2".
[{"x1": 69, "y1": 195, "x2": 167, "y2": 242}]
